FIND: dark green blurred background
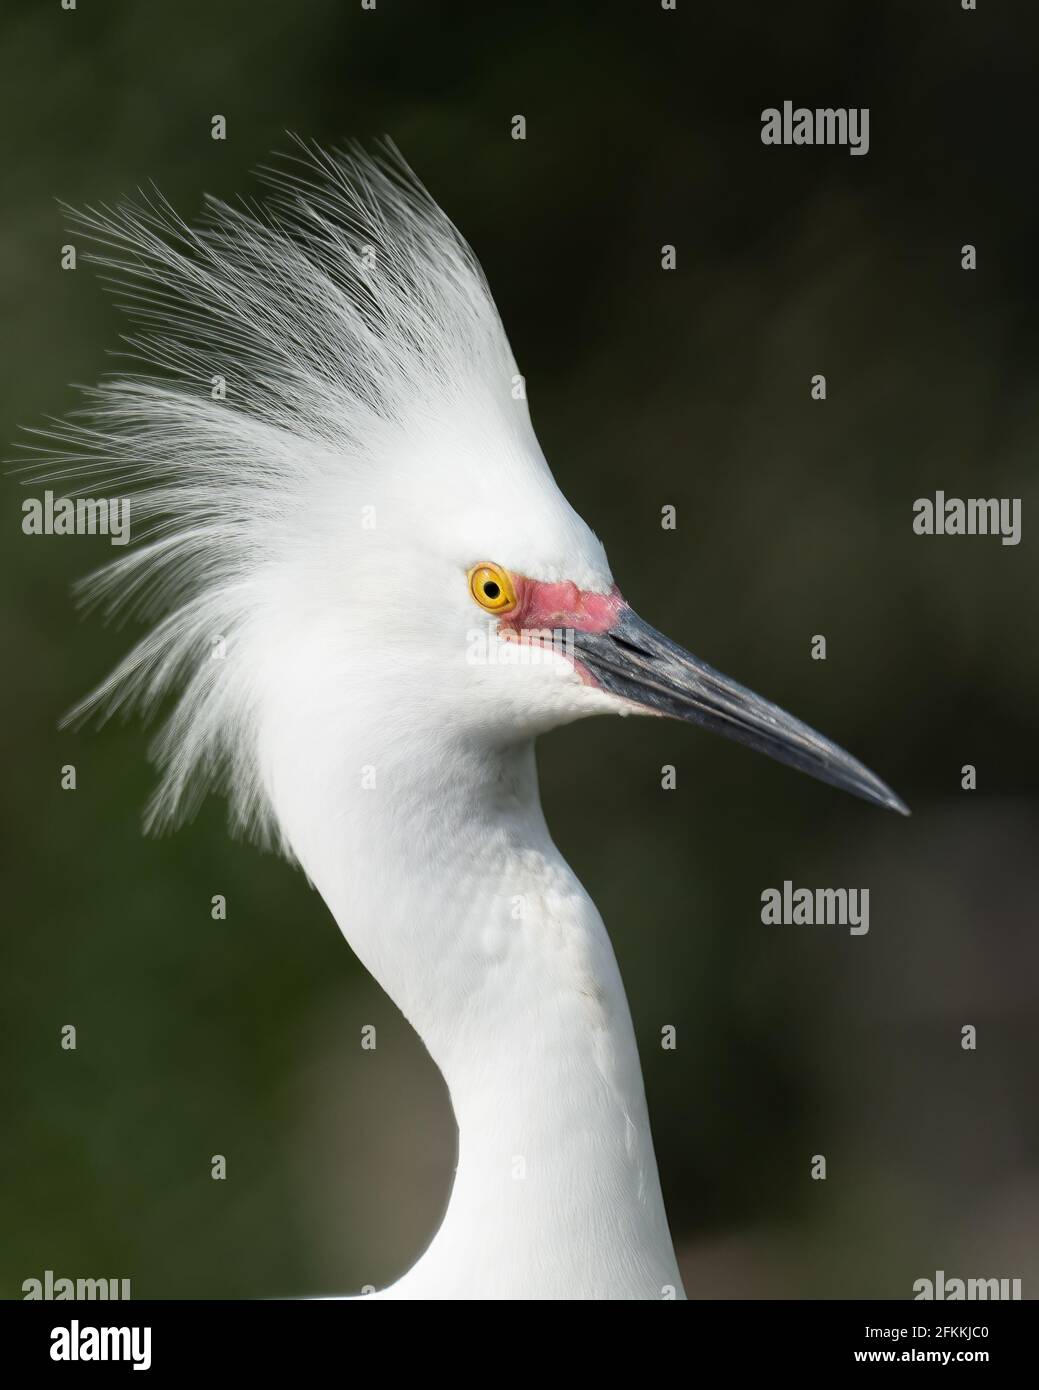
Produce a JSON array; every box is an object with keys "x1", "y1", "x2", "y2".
[{"x1": 3, "y1": 1, "x2": 1038, "y2": 1298}]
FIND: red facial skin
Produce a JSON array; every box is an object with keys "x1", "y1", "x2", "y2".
[
  {"x1": 501, "y1": 577, "x2": 625, "y2": 636},
  {"x1": 498, "y1": 577, "x2": 625, "y2": 687}
]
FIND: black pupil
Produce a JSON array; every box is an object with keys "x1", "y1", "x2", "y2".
[{"x1": 483, "y1": 581, "x2": 501, "y2": 600}]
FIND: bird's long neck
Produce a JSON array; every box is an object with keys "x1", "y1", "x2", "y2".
[{"x1": 265, "y1": 716, "x2": 683, "y2": 1299}]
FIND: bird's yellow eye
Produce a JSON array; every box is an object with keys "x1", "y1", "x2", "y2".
[{"x1": 468, "y1": 562, "x2": 517, "y2": 614}]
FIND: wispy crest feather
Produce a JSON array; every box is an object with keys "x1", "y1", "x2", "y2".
[{"x1": 23, "y1": 138, "x2": 519, "y2": 845}]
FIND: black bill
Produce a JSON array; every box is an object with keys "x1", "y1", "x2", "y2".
[{"x1": 573, "y1": 608, "x2": 909, "y2": 815}]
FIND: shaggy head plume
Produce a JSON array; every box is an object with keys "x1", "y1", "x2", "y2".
[{"x1": 23, "y1": 139, "x2": 553, "y2": 847}]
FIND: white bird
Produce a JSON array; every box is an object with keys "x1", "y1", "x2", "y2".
[{"x1": 36, "y1": 140, "x2": 907, "y2": 1300}]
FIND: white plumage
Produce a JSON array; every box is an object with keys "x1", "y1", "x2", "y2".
[
  {"x1": 38, "y1": 140, "x2": 604, "y2": 842},
  {"x1": 34, "y1": 140, "x2": 904, "y2": 1299}
]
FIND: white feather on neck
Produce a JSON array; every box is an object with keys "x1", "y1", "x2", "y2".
[{"x1": 262, "y1": 684, "x2": 684, "y2": 1299}]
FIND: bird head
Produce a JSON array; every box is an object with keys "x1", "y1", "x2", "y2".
[{"x1": 34, "y1": 139, "x2": 905, "y2": 849}]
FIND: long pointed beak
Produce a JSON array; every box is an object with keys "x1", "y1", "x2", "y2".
[{"x1": 572, "y1": 607, "x2": 909, "y2": 815}]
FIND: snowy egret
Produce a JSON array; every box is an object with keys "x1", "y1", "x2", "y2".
[{"x1": 38, "y1": 141, "x2": 906, "y2": 1300}]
